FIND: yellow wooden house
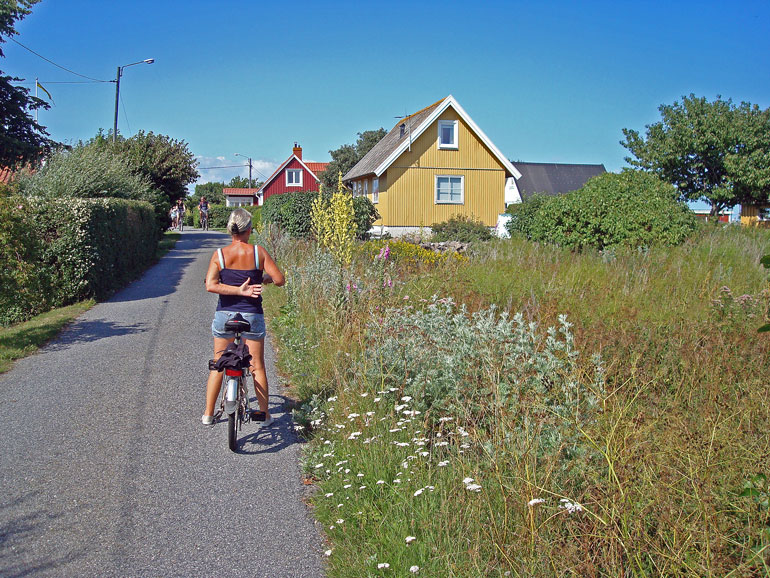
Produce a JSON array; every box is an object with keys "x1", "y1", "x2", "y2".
[
  {"x1": 343, "y1": 95, "x2": 521, "y2": 237},
  {"x1": 740, "y1": 203, "x2": 770, "y2": 228}
]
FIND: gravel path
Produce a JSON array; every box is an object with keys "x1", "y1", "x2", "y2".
[{"x1": 0, "y1": 229, "x2": 325, "y2": 577}]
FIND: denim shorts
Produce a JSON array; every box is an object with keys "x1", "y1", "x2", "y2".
[{"x1": 211, "y1": 311, "x2": 266, "y2": 340}]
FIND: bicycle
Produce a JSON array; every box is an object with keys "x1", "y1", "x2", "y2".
[{"x1": 211, "y1": 313, "x2": 267, "y2": 451}]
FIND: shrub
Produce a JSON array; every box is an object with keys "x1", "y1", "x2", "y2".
[
  {"x1": 264, "y1": 191, "x2": 378, "y2": 240},
  {"x1": 15, "y1": 144, "x2": 169, "y2": 232},
  {"x1": 431, "y1": 214, "x2": 492, "y2": 242},
  {"x1": 0, "y1": 196, "x2": 55, "y2": 325},
  {"x1": 508, "y1": 170, "x2": 698, "y2": 250},
  {"x1": 505, "y1": 193, "x2": 550, "y2": 240},
  {"x1": 363, "y1": 239, "x2": 467, "y2": 267},
  {"x1": 33, "y1": 197, "x2": 159, "y2": 303},
  {"x1": 351, "y1": 195, "x2": 379, "y2": 240}
]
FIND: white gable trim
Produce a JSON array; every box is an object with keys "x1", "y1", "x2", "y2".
[
  {"x1": 373, "y1": 95, "x2": 522, "y2": 180},
  {"x1": 257, "y1": 155, "x2": 321, "y2": 193}
]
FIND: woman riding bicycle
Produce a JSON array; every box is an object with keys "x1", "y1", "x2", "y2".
[
  {"x1": 198, "y1": 196, "x2": 209, "y2": 229},
  {"x1": 202, "y1": 208, "x2": 285, "y2": 426}
]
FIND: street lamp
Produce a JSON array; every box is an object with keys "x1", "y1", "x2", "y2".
[
  {"x1": 234, "y1": 153, "x2": 253, "y2": 188},
  {"x1": 113, "y1": 58, "x2": 154, "y2": 143}
]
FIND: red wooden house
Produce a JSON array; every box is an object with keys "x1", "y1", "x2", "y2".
[{"x1": 257, "y1": 143, "x2": 328, "y2": 203}]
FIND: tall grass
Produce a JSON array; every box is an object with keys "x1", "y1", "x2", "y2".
[{"x1": 264, "y1": 224, "x2": 770, "y2": 576}]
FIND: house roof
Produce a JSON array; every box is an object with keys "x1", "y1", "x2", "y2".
[
  {"x1": 305, "y1": 162, "x2": 329, "y2": 175},
  {"x1": 223, "y1": 188, "x2": 259, "y2": 196},
  {"x1": 257, "y1": 156, "x2": 327, "y2": 193},
  {"x1": 344, "y1": 95, "x2": 521, "y2": 181},
  {"x1": 511, "y1": 162, "x2": 606, "y2": 198}
]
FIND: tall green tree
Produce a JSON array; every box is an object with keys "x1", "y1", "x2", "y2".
[
  {"x1": 320, "y1": 128, "x2": 386, "y2": 189},
  {"x1": 0, "y1": 0, "x2": 55, "y2": 168},
  {"x1": 622, "y1": 94, "x2": 770, "y2": 215},
  {"x1": 193, "y1": 181, "x2": 225, "y2": 204},
  {"x1": 112, "y1": 130, "x2": 199, "y2": 205},
  {"x1": 227, "y1": 175, "x2": 262, "y2": 189}
]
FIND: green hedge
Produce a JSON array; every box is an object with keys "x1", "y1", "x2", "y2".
[
  {"x1": 262, "y1": 191, "x2": 378, "y2": 239},
  {"x1": 0, "y1": 196, "x2": 55, "y2": 325},
  {"x1": 0, "y1": 196, "x2": 159, "y2": 325},
  {"x1": 506, "y1": 171, "x2": 698, "y2": 251}
]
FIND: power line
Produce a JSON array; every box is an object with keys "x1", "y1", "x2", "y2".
[
  {"x1": 14, "y1": 80, "x2": 105, "y2": 85},
  {"x1": 199, "y1": 165, "x2": 245, "y2": 169},
  {"x1": 8, "y1": 37, "x2": 110, "y2": 83}
]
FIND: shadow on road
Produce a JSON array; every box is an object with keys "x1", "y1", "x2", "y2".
[
  {"x1": 45, "y1": 319, "x2": 147, "y2": 350},
  {"x1": 224, "y1": 395, "x2": 305, "y2": 456},
  {"x1": 109, "y1": 231, "x2": 225, "y2": 304},
  {"x1": 0, "y1": 491, "x2": 90, "y2": 577}
]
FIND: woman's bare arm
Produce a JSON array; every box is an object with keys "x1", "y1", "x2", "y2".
[{"x1": 259, "y1": 247, "x2": 285, "y2": 287}]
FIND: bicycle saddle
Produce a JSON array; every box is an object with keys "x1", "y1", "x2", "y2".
[{"x1": 224, "y1": 313, "x2": 251, "y2": 334}]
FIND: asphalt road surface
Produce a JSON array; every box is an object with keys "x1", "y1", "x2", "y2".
[{"x1": 0, "y1": 229, "x2": 325, "y2": 577}]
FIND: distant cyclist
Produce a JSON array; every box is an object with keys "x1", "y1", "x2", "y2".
[
  {"x1": 169, "y1": 204, "x2": 179, "y2": 229},
  {"x1": 198, "y1": 196, "x2": 209, "y2": 230},
  {"x1": 177, "y1": 199, "x2": 186, "y2": 230}
]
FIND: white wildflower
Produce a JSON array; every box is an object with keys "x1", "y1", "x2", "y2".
[
  {"x1": 462, "y1": 477, "x2": 475, "y2": 484},
  {"x1": 410, "y1": 565, "x2": 420, "y2": 573},
  {"x1": 324, "y1": 549, "x2": 332, "y2": 556},
  {"x1": 405, "y1": 536, "x2": 416, "y2": 544},
  {"x1": 401, "y1": 396, "x2": 412, "y2": 402},
  {"x1": 528, "y1": 498, "x2": 545, "y2": 507},
  {"x1": 559, "y1": 498, "x2": 583, "y2": 514},
  {"x1": 414, "y1": 488, "x2": 424, "y2": 496},
  {"x1": 438, "y1": 460, "x2": 449, "y2": 467},
  {"x1": 378, "y1": 562, "x2": 390, "y2": 569},
  {"x1": 466, "y1": 483, "x2": 482, "y2": 492},
  {"x1": 376, "y1": 480, "x2": 385, "y2": 485}
]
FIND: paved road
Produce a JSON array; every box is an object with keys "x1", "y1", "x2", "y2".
[{"x1": 0, "y1": 229, "x2": 325, "y2": 577}]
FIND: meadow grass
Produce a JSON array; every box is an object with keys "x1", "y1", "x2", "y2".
[{"x1": 264, "y1": 224, "x2": 770, "y2": 577}]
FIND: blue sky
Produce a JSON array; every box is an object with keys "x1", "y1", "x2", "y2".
[{"x1": 5, "y1": 0, "x2": 769, "y2": 206}]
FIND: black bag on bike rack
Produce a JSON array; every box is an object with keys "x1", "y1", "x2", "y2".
[{"x1": 208, "y1": 341, "x2": 252, "y2": 372}]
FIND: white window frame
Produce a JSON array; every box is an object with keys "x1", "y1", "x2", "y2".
[
  {"x1": 372, "y1": 177, "x2": 379, "y2": 204},
  {"x1": 435, "y1": 175, "x2": 464, "y2": 204},
  {"x1": 438, "y1": 120, "x2": 458, "y2": 150},
  {"x1": 286, "y1": 168, "x2": 303, "y2": 187}
]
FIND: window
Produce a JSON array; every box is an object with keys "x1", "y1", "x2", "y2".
[
  {"x1": 438, "y1": 120, "x2": 458, "y2": 149},
  {"x1": 372, "y1": 178, "x2": 379, "y2": 204},
  {"x1": 286, "y1": 169, "x2": 302, "y2": 187},
  {"x1": 363, "y1": 180, "x2": 368, "y2": 196},
  {"x1": 435, "y1": 175, "x2": 464, "y2": 204}
]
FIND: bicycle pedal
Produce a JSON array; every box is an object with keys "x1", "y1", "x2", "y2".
[{"x1": 250, "y1": 410, "x2": 266, "y2": 422}]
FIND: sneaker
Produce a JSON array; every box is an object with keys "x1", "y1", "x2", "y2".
[
  {"x1": 202, "y1": 415, "x2": 214, "y2": 425},
  {"x1": 260, "y1": 414, "x2": 274, "y2": 428}
]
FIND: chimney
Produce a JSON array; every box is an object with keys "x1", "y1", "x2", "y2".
[{"x1": 293, "y1": 142, "x2": 302, "y2": 160}]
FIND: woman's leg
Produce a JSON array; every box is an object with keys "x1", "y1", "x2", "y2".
[
  {"x1": 204, "y1": 337, "x2": 232, "y2": 417},
  {"x1": 245, "y1": 338, "x2": 269, "y2": 418}
]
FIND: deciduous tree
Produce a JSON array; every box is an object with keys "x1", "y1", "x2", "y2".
[
  {"x1": 320, "y1": 128, "x2": 386, "y2": 189},
  {"x1": 622, "y1": 94, "x2": 770, "y2": 215},
  {"x1": 0, "y1": 0, "x2": 55, "y2": 168}
]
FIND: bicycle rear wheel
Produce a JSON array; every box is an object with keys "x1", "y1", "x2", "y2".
[{"x1": 228, "y1": 413, "x2": 237, "y2": 451}]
